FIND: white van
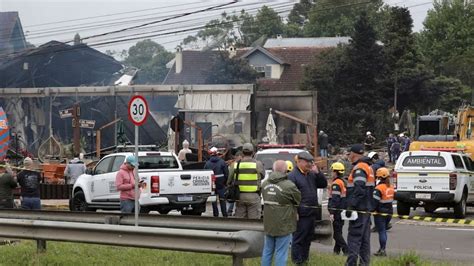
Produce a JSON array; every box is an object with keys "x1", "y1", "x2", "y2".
[{"x1": 394, "y1": 150, "x2": 474, "y2": 218}]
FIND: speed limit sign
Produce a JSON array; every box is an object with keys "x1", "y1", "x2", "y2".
[{"x1": 128, "y1": 95, "x2": 149, "y2": 126}]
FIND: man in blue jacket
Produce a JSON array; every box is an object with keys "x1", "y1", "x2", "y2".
[
  {"x1": 204, "y1": 147, "x2": 229, "y2": 217},
  {"x1": 289, "y1": 151, "x2": 328, "y2": 265}
]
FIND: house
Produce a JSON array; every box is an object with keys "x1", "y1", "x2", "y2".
[
  {"x1": 162, "y1": 37, "x2": 351, "y2": 146},
  {"x1": 0, "y1": 12, "x2": 27, "y2": 55}
]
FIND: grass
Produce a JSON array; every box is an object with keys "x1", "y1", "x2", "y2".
[{"x1": 0, "y1": 240, "x2": 454, "y2": 266}]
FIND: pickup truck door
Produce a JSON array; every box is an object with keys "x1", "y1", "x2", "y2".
[
  {"x1": 106, "y1": 155, "x2": 126, "y2": 203},
  {"x1": 462, "y1": 156, "x2": 474, "y2": 202},
  {"x1": 91, "y1": 156, "x2": 114, "y2": 201}
]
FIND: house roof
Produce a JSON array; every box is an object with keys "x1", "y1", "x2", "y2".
[
  {"x1": 264, "y1": 37, "x2": 350, "y2": 48},
  {"x1": 240, "y1": 46, "x2": 286, "y2": 64},
  {"x1": 0, "y1": 12, "x2": 26, "y2": 51},
  {"x1": 163, "y1": 50, "x2": 219, "y2": 85},
  {"x1": 257, "y1": 47, "x2": 328, "y2": 91}
]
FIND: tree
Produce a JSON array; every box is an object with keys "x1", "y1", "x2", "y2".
[
  {"x1": 303, "y1": 0, "x2": 385, "y2": 37},
  {"x1": 123, "y1": 40, "x2": 173, "y2": 84},
  {"x1": 204, "y1": 52, "x2": 257, "y2": 84}
]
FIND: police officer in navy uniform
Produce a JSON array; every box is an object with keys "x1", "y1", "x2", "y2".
[
  {"x1": 345, "y1": 144, "x2": 375, "y2": 266},
  {"x1": 289, "y1": 151, "x2": 328, "y2": 265}
]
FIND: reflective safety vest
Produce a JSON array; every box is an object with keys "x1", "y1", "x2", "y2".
[
  {"x1": 328, "y1": 178, "x2": 346, "y2": 198},
  {"x1": 234, "y1": 161, "x2": 259, "y2": 192},
  {"x1": 347, "y1": 161, "x2": 375, "y2": 188},
  {"x1": 374, "y1": 183, "x2": 395, "y2": 203}
]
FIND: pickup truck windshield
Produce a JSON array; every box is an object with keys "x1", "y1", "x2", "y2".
[
  {"x1": 256, "y1": 154, "x2": 296, "y2": 170},
  {"x1": 402, "y1": 156, "x2": 446, "y2": 167},
  {"x1": 138, "y1": 155, "x2": 179, "y2": 169}
]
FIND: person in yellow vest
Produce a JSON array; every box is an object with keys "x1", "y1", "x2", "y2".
[
  {"x1": 328, "y1": 162, "x2": 348, "y2": 255},
  {"x1": 227, "y1": 143, "x2": 264, "y2": 219},
  {"x1": 373, "y1": 167, "x2": 394, "y2": 257}
]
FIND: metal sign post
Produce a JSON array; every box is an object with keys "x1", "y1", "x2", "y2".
[{"x1": 128, "y1": 95, "x2": 149, "y2": 226}]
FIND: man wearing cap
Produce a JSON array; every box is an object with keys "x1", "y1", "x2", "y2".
[
  {"x1": 17, "y1": 157, "x2": 41, "y2": 209},
  {"x1": 0, "y1": 161, "x2": 17, "y2": 209},
  {"x1": 227, "y1": 143, "x2": 264, "y2": 219},
  {"x1": 345, "y1": 144, "x2": 375, "y2": 266},
  {"x1": 64, "y1": 157, "x2": 86, "y2": 185},
  {"x1": 115, "y1": 155, "x2": 141, "y2": 214},
  {"x1": 204, "y1": 147, "x2": 229, "y2": 217},
  {"x1": 288, "y1": 151, "x2": 328, "y2": 265}
]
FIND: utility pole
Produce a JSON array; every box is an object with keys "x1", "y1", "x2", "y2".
[{"x1": 72, "y1": 103, "x2": 81, "y2": 156}]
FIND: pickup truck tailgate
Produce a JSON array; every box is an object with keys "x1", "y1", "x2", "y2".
[
  {"x1": 156, "y1": 171, "x2": 213, "y2": 194},
  {"x1": 397, "y1": 171, "x2": 450, "y2": 192}
]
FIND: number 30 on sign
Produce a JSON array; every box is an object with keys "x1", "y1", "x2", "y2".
[{"x1": 128, "y1": 95, "x2": 149, "y2": 126}]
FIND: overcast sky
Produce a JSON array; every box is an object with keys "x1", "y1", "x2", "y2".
[{"x1": 1, "y1": 0, "x2": 434, "y2": 54}]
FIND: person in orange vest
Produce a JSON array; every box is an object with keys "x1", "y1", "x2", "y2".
[
  {"x1": 345, "y1": 144, "x2": 375, "y2": 266},
  {"x1": 373, "y1": 167, "x2": 394, "y2": 257},
  {"x1": 328, "y1": 162, "x2": 348, "y2": 255}
]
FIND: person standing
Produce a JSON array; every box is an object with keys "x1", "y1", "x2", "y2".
[
  {"x1": 64, "y1": 157, "x2": 86, "y2": 185},
  {"x1": 227, "y1": 143, "x2": 263, "y2": 219},
  {"x1": 115, "y1": 155, "x2": 140, "y2": 214},
  {"x1": 390, "y1": 138, "x2": 401, "y2": 163},
  {"x1": 328, "y1": 162, "x2": 348, "y2": 255},
  {"x1": 319, "y1": 131, "x2": 329, "y2": 158},
  {"x1": 385, "y1": 134, "x2": 396, "y2": 162},
  {"x1": 364, "y1": 131, "x2": 376, "y2": 151},
  {"x1": 178, "y1": 140, "x2": 192, "y2": 161},
  {"x1": 261, "y1": 160, "x2": 301, "y2": 266},
  {"x1": 345, "y1": 144, "x2": 375, "y2": 266},
  {"x1": 16, "y1": 157, "x2": 41, "y2": 210},
  {"x1": 0, "y1": 161, "x2": 17, "y2": 209},
  {"x1": 289, "y1": 151, "x2": 328, "y2": 265},
  {"x1": 204, "y1": 147, "x2": 229, "y2": 217},
  {"x1": 373, "y1": 167, "x2": 394, "y2": 257}
]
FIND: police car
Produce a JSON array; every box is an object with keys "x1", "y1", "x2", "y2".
[{"x1": 394, "y1": 150, "x2": 474, "y2": 218}]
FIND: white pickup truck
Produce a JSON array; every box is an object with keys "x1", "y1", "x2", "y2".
[
  {"x1": 70, "y1": 151, "x2": 216, "y2": 215},
  {"x1": 394, "y1": 150, "x2": 474, "y2": 218}
]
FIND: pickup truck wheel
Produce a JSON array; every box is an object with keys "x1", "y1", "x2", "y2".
[
  {"x1": 140, "y1": 206, "x2": 151, "y2": 214},
  {"x1": 181, "y1": 209, "x2": 203, "y2": 216},
  {"x1": 454, "y1": 194, "x2": 467, "y2": 219},
  {"x1": 397, "y1": 201, "x2": 410, "y2": 216},
  {"x1": 424, "y1": 206, "x2": 437, "y2": 214},
  {"x1": 158, "y1": 209, "x2": 171, "y2": 215},
  {"x1": 72, "y1": 190, "x2": 94, "y2": 212}
]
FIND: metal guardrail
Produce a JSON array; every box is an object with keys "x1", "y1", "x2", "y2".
[{"x1": 0, "y1": 218, "x2": 262, "y2": 265}]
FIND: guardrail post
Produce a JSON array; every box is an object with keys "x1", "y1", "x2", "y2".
[
  {"x1": 232, "y1": 255, "x2": 243, "y2": 266},
  {"x1": 37, "y1": 239, "x2": 47, "y2": 253}
]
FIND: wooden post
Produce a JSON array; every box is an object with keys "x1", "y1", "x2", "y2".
[
  {"x1": 96, "y1": 130, "x2": 101, "y2": 158},
  {"x1": 37, "y1": 239, "x2": 46, "y2": 253},
  {"x1": 174, "y1": 118, "x2": 179, "y2": 154},
  {"x1": 197, "y1": 128, "x2": 203, "y2": 162},
  {"x1": 72, "y1": 103, "x2": 81, "y2": 156}
]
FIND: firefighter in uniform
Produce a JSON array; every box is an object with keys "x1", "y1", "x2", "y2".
[
  {"x1": 289, "y1": 151, "x2": 328, "y2": 265},
  {"x1": 373, "y1": 167, "x2": 394, "y2": 257},
  {"x1": 345, "y1": 144, "x2": 375, "y2": 266},
  {"x1": 227, "y1": 143, "x2": 264, "y2": 219},
  {"x1": 328, "y1": 162, "x2": 348, "y2": 255}
]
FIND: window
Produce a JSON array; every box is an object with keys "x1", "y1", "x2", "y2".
[
  {"x1": 299, "y1": 124, "x2": 306, "y2": 134},
  {"x1": 234, "y1": 122, "x2": 243, "y2": 134},
  {"x1": 462, "y1": 156, "x2": 474, "y2": 171},
  {"x1": 253, "y1": 66, "x2": 265, "y2": 78},
  {"x1": 111, "y1": 155, "x2": 126, "y2": 172},
  {"x1": 265, "y1": 65, "x2": 272, "y2": 78},
  {"x1": 452, "y1": 155, "x2": 465, "y2": 169},
  {"x1": 138, "y1": 155, "x2": 179, "y2": 169},
  {"x1": 94, "y1": 157, "x2": 114, "y2": 175}
]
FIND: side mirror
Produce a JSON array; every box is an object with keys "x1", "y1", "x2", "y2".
[{"x1": 86, "y1": 168, "x2": 94, "y2": 175}]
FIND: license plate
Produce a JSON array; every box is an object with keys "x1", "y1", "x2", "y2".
[
  {"x1": 178, "y1": 196, "x2": 193, "y2": 202},
  {"x1": 415, "y1": 193, "x2": 431, "y2": 199}
]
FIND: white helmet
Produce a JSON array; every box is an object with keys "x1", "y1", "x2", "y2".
[
  {"x1": 368, "y1": 151, "x2": 378, "y2": 160},
  {"x1": 366, "y1": 131, "x2": 371, "y2": 136}
]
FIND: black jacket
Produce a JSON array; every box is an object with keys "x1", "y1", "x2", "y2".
[
  {"x1": 204, "y1": 156, "x2": 229, "y2": 190},
  {"x1": 288, "y1": 167, "x2": 327, "y2": 217}
]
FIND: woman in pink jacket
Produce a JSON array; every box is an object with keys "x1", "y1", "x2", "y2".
[{"x1": 115, "y1": 155, "x2": 140, "y2": 213}]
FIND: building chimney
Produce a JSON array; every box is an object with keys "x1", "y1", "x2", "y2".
[
  {"x1": 73, "y1": 33, "x2": 81, "y2": 45},
  {"x1": 228, "y1": 45, "x2": 236, "y2": 58},
  {"x1": 175, "y1": 45, "x2": 183, "y2": 74}
]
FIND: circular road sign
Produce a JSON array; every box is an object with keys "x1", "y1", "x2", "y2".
[{"x1": 128, "y1": 95, "x2": 149, "y2": 126}]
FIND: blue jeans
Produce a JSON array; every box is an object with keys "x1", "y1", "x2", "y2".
[
  {"x1": 212, "y1": 188, "x2": 227, "y2": 217},
  {"x1": 261, "y1": 234, "x2": 292, "y2": 266},
  {"x1": 320, "y1": 149, "x2": 328, "y2": 157},
  {"x1": 374, "y1": 215, "x2": 388, "y2": 250},
  {"x1": 120, "y1": 200, "x2": 136, "y2": 214},
  {"x1": 227, "y1": 202, "x2": 235, "y2": 215},
  {"x1": 21, "y1": 197, "x2": 41, "y2": 210}
]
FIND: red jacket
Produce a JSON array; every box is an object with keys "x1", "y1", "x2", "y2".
[{"x1": 115, "y1": 164, "x2": 139, "y2": 200}]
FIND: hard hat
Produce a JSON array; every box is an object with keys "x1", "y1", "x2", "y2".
[
  {"x1": 209, "y1": 147, "x2": 218, "y2": 155},
  {"x1": 376, "y1": 167, "x2": 390, "y2": 179},
  {"x1": 242, "y1": 143, "x2": 254, "y2": 152},
  {"x1": 368, "y1": 151, "x2": 378, "y2": 160},
  {"x1": 366, "y1": 131, "x2": 371, "y2": 136},
  {"x1": 399, "y1": 133, "x2": 404, "y2": 137},
  {"x1": 125, "y1": 155, "x2": 139, "y2": 167},
  {"x1": 286, "y1": 160, "x2": 294, "y2": 172},
  {"x1": 331, "y1": 162, "x2": 345, "y2": 173},
  {"x1": 319, "y1": 130, "x2": 324, "y2": 134}
]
